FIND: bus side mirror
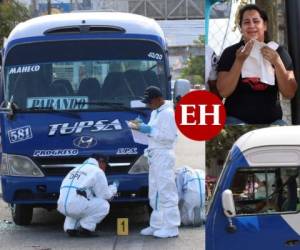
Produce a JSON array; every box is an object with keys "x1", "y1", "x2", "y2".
[
  {"x1": 222, "y1": 189, "x2": 237, "y2": 233},
  {"x1": 173, "y1": 79, "x2": 191, "y2": 103},
  {"x1": 222, "y1": 189, "x2": 236, "y2": 218}
]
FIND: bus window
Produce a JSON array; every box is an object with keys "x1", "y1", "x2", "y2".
[{"x1": 230, "y1": 167, "x2": 300, "y2": 215}]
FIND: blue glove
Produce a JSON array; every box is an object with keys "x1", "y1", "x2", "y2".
[
  {"x1": 113, "y1": 180, "x2": 120, "y2": 188},
  {"x1": 138, "y1": 123, "x2": 152, "y2": 134},
  {"x1": 134, "y1": 116, "x2": 143, "y2": 123}
]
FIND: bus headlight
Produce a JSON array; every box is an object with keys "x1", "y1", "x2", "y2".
[
  {"x1": 2, "y1": 154, "x2": 44, "y2": 177},
  {"x1": 0, "y1": 153, "x2": 9, "y2": 175},
  {"x1": 128, "y1": 155, "x2": 149, "y2": 174}
]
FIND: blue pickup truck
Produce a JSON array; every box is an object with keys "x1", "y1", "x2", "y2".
[{"x1": 206, "y1": 126, "x2": 300, "y2": 250}]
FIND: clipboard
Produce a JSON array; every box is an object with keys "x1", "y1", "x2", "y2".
[{"x1": 126, "y1": 121, "x2": 148, "y2": 145}]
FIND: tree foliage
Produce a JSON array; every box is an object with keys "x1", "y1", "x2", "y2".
[
  {"x1": 0, "y1": 0, "x2": 29, "y2": 47},
  {"x1": 206, "y1": 125, "x2": 268, "y2": 169},
  {"x1": 180, "y1": 35, "x2": 204, "y2": 86}
]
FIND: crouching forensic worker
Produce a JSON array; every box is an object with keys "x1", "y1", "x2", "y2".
[
  {"x1": 129, "y1": 86, "x2": 180, "y2": 238},
  {"x1": 57, "y1": 154, "x2": 118, "y2": 237}
]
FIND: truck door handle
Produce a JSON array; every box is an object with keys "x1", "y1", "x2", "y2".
[{"x1": 285, "y1": 240, "x2": 300, "y2": 246}]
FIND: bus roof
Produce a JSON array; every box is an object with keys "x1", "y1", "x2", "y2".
[
  {"x1": 5, "y1": 12, "x2": 165, "y2": 46},
  {"x1": 234, "y1": 126, "x2": 300, "y2": 152}
]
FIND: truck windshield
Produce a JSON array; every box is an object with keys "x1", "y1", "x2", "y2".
[{"x1": 4, "y1": 40, "x2": 167, "y2": 110}]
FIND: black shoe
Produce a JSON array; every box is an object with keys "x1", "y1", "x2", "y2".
[
  {"x1": 66, "y1": 229, "x2": 79, "y2": 237},
  {"x1": 78, "y1": 227, "x2": 99, "y2": 238}
]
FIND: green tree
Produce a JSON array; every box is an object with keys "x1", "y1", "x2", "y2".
[
  {"x1": 180, "y1": 36, "x2": 204, "y2": 86},
  {"x1": 206, "y1": 125, "x2": 268, "y2": 170},
  {"x1": 0, "y1": 0, "x2": 29, "y2": 47}
]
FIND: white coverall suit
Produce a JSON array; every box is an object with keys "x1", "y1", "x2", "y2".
[
  {"x1": 176, "y1": 166, "x2": 206, "y2": 226},
  {"x1": 145, "y1": 102, "x2": 181, "y2": 235},
  {"x1": 57, "y1": 158, "x2": 116, "y2": 232}
]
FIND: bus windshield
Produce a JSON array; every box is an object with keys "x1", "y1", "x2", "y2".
[{"x1": 4, "y1": 40, "x2": 167, "y2": 110}]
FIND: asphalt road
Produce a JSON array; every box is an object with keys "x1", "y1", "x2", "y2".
[{"x1": 0, "y1": 132, "x2": 205, "y2": 250}]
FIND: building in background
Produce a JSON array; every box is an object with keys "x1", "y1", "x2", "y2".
[{"x1": 17, "y1": 0, "x2": 204, "y2": 83}]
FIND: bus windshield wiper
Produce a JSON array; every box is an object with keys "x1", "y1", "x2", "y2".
[
  {"x1": 77, "y1": 101, "x2": 147, "y2": 115},
  {"x1": 27, "y1": 106, "x2": 81, "y2": 118}
]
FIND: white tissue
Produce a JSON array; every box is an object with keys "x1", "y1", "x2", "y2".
[{"x1": 241, "y1": 40, "x2": 279, "y2": 86}]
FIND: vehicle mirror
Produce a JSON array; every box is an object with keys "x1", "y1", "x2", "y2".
[
  {"x1": 173, "y1": 79, "x2": 191, "y2": 103},
  {"x1": 222, "y1": 189, "x2": 236, "y2": 218}
]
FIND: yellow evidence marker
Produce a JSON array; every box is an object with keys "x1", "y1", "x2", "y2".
[{"x1": 117, "y1": 218, "x2": 129, "y2": 235}]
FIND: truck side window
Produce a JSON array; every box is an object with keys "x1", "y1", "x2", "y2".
[{"x1": 230, "y1": 167, "x2": 300, "y2": 215}]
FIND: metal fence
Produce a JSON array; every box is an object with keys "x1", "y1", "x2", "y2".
[
  {"x1": 35, "y1": 0, "x2": 203, "y2": 19},
  {"x1": 208, "y1": 0, "x2": 243, "y2": 56}
]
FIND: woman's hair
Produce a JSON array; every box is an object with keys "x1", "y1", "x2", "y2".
[
  {"x1": 238, "y1": 4, "x2": 268, "y2": 27},
  {"x1": 238, "y1": 4, "x2": 269, "y2": 42}
]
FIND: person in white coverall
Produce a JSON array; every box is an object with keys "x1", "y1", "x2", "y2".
[
  {"x1": 130, "y1": 86, "x2": 180, "y2": 238},
  {"x1": 57, "y1": 154, "x2": 117, "y2": 237}
]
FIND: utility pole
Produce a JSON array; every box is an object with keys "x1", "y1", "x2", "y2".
[
  {"x1": 256, "y1": 0, "x2": 295, "y2": 124},
  {"x1": 47, "y1": 0, "x2": 51, "y2": 14},
  {"x1": 74, "y1": 0, "x2": 79, "y2": 10},
  {"x1": 255, "y1": 0, "x2": 277, "y2": 41},
  {"x1": 286, "y1": 0, "x2": 300, "y2": 124},
  {"x1": 31, "y1": 0, "x2": 38, "y2": 17}
]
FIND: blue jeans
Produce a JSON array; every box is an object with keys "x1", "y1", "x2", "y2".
[{"x1": 226, "y1": 116, "x2": 287, "y2": 125}]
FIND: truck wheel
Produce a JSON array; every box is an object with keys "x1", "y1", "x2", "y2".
[{"x1": 11, "y1": 204, "x2": 33, "y2": 226}]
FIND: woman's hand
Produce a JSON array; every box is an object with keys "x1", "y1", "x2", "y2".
[
  {"x1": 217, "y1": 39, "x2": 255, "y2": 98},
  {"x1": 260, "y1": 46, "x2": 297, "y2": 99},
  {"x1": 261, "y1": 46, "x2": 280, "y2": 66},
  {"x1": 236, "y1": 39, "x2": 255, "y2": 63}
]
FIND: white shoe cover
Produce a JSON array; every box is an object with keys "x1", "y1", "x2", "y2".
[
  {"x1": 153, "y1": 227, "x2": 179, "y2": 238},
  {"x1": 140, "y1": 226, "x2": 157, "y2": 236}
]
